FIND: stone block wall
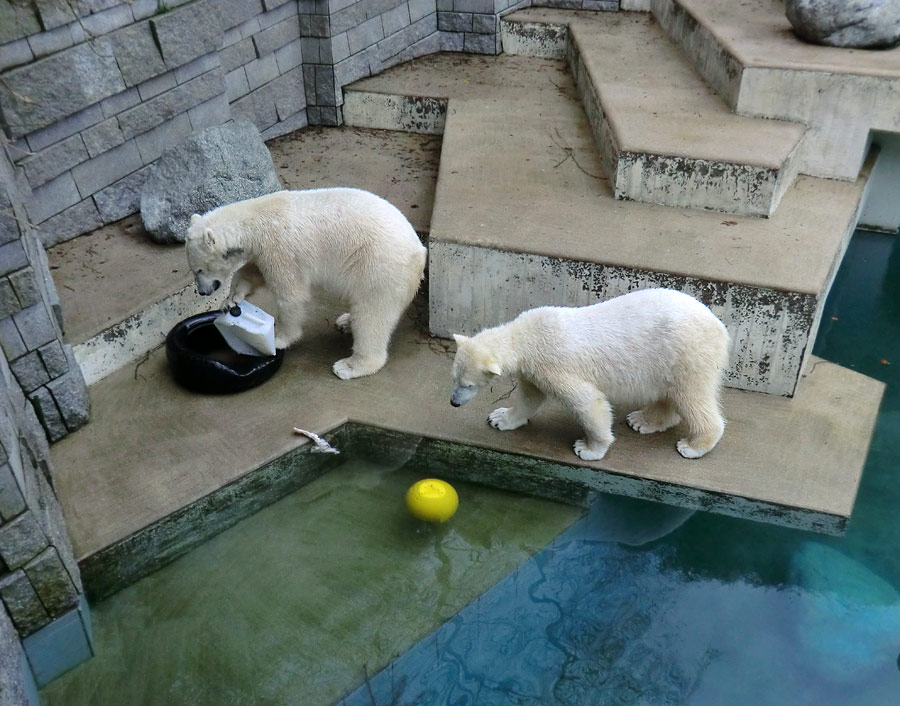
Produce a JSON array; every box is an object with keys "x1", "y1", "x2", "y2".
[
  {"x1": 1, "y1": 143, "x2": 89, "y2": 444},
  {"x1": 0, "y1": 0, "x2": 308, "y2": 248},
  {"x1": 0, "y1": 318, "x2": 88, "y2": 688},
  {"x1": 301, "y1": 0, "x2": 442, "y2": 125}
]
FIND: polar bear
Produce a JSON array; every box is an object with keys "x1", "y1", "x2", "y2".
[
  {"x1": 185, "y1": 188, "x2": 427, "y2": 380},
  {"x1": 450, "y1": 288, "x2": 730, "y2": 460}
]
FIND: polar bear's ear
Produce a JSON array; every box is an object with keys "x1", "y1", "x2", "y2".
[
  {"x1": 452, "y1": 334, "x2": 468, "y2": 346},
  {"x1": 190, "y1": 213, "x2": 201, "y2": 225},
  {"x1": 486, "y1": 361, "x2": 503, "y2": 376},
  {"x1": 203, "y1": 227, "x2": 216, "y2": 248}
]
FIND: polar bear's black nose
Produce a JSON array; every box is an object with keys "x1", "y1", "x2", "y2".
[{"x1": 451, "y1": 399, "x2": 460, "y2": 407}]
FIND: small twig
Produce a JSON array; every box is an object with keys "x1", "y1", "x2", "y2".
[
  {"x1": 493, "y1": 380, "x2": 518, "y2": 404},
  {"x1": 549, "y1": 127, "x2": 605, "y2": 179},
  {"x1": 133, "y1": 350, "x2": 151, "y2": 380}
]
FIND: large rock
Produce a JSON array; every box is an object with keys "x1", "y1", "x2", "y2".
[
  {"x1": 786, "y1": 0, "x2": 900, "y2": 49},
  {"x1": 140, "y1": 121, "x2": 281, "y2": 244}
]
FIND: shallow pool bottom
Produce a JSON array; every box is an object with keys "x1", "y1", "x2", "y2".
[{"x1": 40, "y1": 456, "x2": 582, "y2": 706}]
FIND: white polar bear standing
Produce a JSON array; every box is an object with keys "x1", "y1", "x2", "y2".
[
  {"x1": 450, "y1": 288, "x2": 730, "y2": 460},
  {"x1": 185, "y1": 188, "x2": 427, "y2": 380}
]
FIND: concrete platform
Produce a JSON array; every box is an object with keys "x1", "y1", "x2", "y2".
[
  {"x1": 344, "y1": 52, "x2": 869, "y2": 395},
  {"x1": 502, "y1": 9, "x2": 806, "y2": 216},
  {"x1": 652, "y1": 0, "x2": 900, "y2": 180},
  {"x1": 49, "y1": 293, "x2": 883, "y2": 596},
  {"x1": 48, "y1": 127, "x2": 441, "y2": 385}
]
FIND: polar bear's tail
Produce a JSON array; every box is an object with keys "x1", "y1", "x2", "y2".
[{"x1": 404, "y1": 245, "x2": 428, "y2": 302}]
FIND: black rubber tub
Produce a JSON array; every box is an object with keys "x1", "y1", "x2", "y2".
[{"x1": 166, "y1": 311, "x2": 284, "y2": 394}]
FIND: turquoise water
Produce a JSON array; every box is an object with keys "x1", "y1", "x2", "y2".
[{"x1": 340, "y1": 230, "x2": 900, "y2": 705}]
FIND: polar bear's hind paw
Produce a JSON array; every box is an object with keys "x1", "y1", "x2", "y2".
[
  {"x1": 332, "y1": 356, "x2": 385, "y2": 380},
  {"x1": 676, "y1": 439, "x2": 706, "y2": 459},
  {"x1": 573, "y1": 438, "x2": 610, "y2": 461}
]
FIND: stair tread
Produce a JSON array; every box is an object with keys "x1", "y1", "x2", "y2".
[
  {"x1": 49, "y1": 215, "x2": 190, "y2": 347},
  {"x1": 51, "y1": 296, "x2": 884, "y2": 562},
  {"x1": 676, "y1": 0, "x2": 900, "y2": 78},
  {"x1": 510, "y1": 9, "x2": 805, "y2": 168},
  {"x1": 353, "y1": 53, "x2": 865, "y2": 294}
]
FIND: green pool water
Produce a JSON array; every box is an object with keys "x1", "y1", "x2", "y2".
[{"x1": 39, "y1": 458, "x2": 581, "y2": 705}]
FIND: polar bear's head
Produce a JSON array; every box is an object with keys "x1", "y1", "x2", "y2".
[
  {"x1": 450, "y1": 334, "x2": 503, "y2": 407},
  {"x1": 185, "y1": 213, "x2": 247, "y2": 296}
]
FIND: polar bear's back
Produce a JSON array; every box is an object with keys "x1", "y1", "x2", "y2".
[
  {"x1": 212, "y1": 188, "x2": 425, "y2": 294},
  {"x1": 514, "y1": 288, "x2": 729, "y2": 405}
]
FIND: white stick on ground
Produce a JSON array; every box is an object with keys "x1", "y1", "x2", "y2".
[{"x1": 293, "y1": 427, "x2": 341, "y2": 454}]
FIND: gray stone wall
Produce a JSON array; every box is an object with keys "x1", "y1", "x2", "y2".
[
  {"x1": 0, "y1": 0, "x2": 308, "y2": 247},
  {"x1": 302, "y1": 0, "x2": 441, "y2": 125},
  {"x1": 0, "y1": 318, "x2": 87, "y2": 681},
  {"x1": 1, "y1": 143, "x2": 89, "y2": 443}
]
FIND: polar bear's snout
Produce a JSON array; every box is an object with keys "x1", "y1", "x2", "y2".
[
  {"x1": 195, "y1": 273, "x2": 221, "y2": 296},
  {"x1": 451, "y1": 384, "x2": 478, "y2": 407}
]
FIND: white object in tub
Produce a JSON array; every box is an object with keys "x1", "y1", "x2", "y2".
[{"x1": 214, "y1": 300, "x2": 276, "y2": 357}]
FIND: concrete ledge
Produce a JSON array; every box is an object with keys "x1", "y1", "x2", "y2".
[
  {"x1": 342, "y1": 90, "x2": 447, "y2": 134},
  {"x1": 73, "y1": 284, "x2": 209, "y2": 386},
  {"x1": 500, "y1": 18, "x2": 568, "y2": 59},
  {"x1": 652, "y1": 0, "x2": 900, "y2": 180}
]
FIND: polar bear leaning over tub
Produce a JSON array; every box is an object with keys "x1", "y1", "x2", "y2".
[{"x1": 184, "y1": 188, "x2": 427, "y2": 380}]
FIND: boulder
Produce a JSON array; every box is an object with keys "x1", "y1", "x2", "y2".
[
  {"x1": 785, "y1": 0, "x2": 900, "y2": 49},
  {"x1": 140, "y1": 121, "x2": 281, "y2": 244}
]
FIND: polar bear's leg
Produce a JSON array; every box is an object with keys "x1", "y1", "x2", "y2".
[
  {"x1": 273, "y1": 278, "x2": 312, "y2": 349},
  {"x1": 488, "y1": 378, "x2": 544, "y2": 431},
  {"x1": 626, "y1": 399, "x2": 681, "y2": 434},
  {"x1": 225, "y1": 264, "x2": 266, "y2": 310},
  {"x1": 332, "y1": 298, "x2": 398, "y2": 380},
  {"x1": 556, "y1": 382, "x2": 614, "y2": 461},
  {"x1": 335, "y1": 313, "x2": 352, "y2": 334},
  {"x1": 671, "y1": 383, "x2": 725, "y2": 459}
]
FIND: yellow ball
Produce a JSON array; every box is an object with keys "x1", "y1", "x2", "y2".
[{"x1": 406, "y1": 479, "x2": 459, "y2": 523}]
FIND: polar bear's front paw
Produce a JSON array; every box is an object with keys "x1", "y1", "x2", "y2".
[
  {"x1": 274, "y1": 334, "x2": 294, "y2": 350},
  {"x1": 676, "y1": 439, "x2": 708, "y2": 459},
  {"x1": 626, "y1": 409, "x2": 679, "y2": 434},
  {"x1": 332, "y1": 356, "x2": 385, "y2": 380},
  {"x1": 487, "y1": 407, "x2": 528, "y2": 431},
  {"x1": 573, "y1": 438, "x2": 610, "y2": 461},
  {"x1": 335, "y1": 313, "x2": 352, "y2": 334}
]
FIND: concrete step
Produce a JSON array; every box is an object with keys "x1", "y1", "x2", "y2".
[
  {"x1": 50, "y1": 127, "x2": 441, "y2": 385},
  {"x1": 48, "y1": 215, "x2": 200, "y2": 387},
  {"x1": 651, "y1": 0, "x2": 900, "y2": 180},
  {"x1": 50, "y1": 293, "x2": 884, "y2": 599},
  {"x1": 344, "y1": 52, "x2": 870, "y2": 396},
  {"x1": 501, "y1": 9, "x2": 806, "y2": 217}
]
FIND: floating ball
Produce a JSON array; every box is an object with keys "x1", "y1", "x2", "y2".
[{"x1": 406, "y1": 478, "x2": 459, "y2": 523}]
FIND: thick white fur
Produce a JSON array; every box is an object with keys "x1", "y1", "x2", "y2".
[
  {"x1": 185, "y1": 188, "x2": 427, "y2": 380},
  {"x1": 451, "y1": 288, "x2": 730, "y2": 461}
]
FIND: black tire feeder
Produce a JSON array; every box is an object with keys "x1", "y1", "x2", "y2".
[{"x1": 166, "y1": 311, "x2": 284, "y2": 394}]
